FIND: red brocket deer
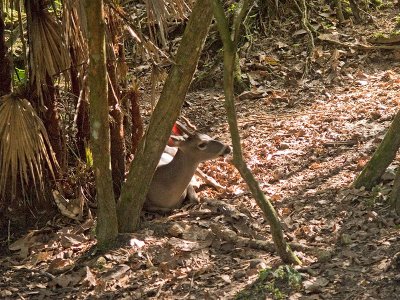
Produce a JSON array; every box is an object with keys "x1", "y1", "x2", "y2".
[{"x1": 145, "y1": 122, "x2": 231, "y2": 212}]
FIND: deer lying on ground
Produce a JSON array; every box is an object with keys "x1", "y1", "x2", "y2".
[{"x1": 145, "y1": 122, "x2": 231, "y2": 212}]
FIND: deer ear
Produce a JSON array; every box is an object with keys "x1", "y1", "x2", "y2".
[
  {"x1": 172, "y1": 123, "x2": 183, "y2": 136},
  {"x1": 167, "y1": 135, "x2": 185, "y2": 147}
]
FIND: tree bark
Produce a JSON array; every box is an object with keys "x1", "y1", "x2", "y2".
[
  {"x1": 69, "y1": 46, "x2": 88, "y2": 160},
  {"x1": 213, "y1": 0, "x2": 300, "y2": 265},
  {"x1": 0, "y1": 2, "x2": 11, "y2": 96},
  {"x1": 390, "y1": 166, "x2": 400, "y2": 214},
  {"x1": 117, "y1": 0, "x2": 214, "y2": 232},
  {"x1": 75, "y1": 83, "x2": 90, "y2": 160},
  {"x1": 127, "y1": 86, "x2": 143, "y2": 155},
  {"x1": 349, "y1": 0, "x2": 362, "y2": 23},
  {"x1": 333, "y1": 0, "x2": 345, "y2": 23},
  {"x1": 85, "y1": 0, "x2": 118, "y2": 248},
  {"x1": 105, "y1": 12, "x2": 126, "y2": 199},
  {"x1": 43, "y1": 74, "x2": 66, "y2": 171},
  {"x1": 354, "y1": 110, "x2": 400, "y2": 190},
  {"x1": 107, "y1": 60, "x2": 125, "y2": 199}
]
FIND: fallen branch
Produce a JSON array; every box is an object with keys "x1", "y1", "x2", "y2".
[{"x1": 210, "y1": 223, "x2": 312, "y2": 253}]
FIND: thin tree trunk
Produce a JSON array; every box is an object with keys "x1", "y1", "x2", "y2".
[
  {"x1": 390, "y1": 166, "x2": 400, "y2": 214},
  {"x1": 69, "y1": 46, "x2": 85, "y2": 159},
  {"x1": 16, "y1": 0, "x2": 27, "y2": 78},
  {"x1": 43, "y1": 74, "x2": 66, "y2": 172},
  {"x1": 64, "y1": 2, "x2": 89, "y2": 160},
  {"x1": 127, "y1": 86, "x2": 143, "y2": 155},
  {"x1": 75, "y1": 80, "x2": 90, "y2": 160},
  {"x1": 117, "y1": 0, "x2": 214, "y2": 232},
  {"x1": 354, "y1": 110, "x2": 400, "y2": 190},
  {"x1": 349, "y1": 0, "x2": 362, "y2": 23},
  {"x1": 333, "y1": 0, "x2": 345, "y2": 23},
  {"x1": 106, "y1": 12, "x2": 126, "y2": 199},
  {"x1": 213, "y1": 0, "x2": 300, "y2": 265},
  {"x1": 107, "y1": 62, "x2": 125, "y2": 199},
  {"x1": 0, "y1": 3, "x2": 11, "y2": 95},
  {"x1": 85, "y1": 0, "x2": 118, "y2": 248}
]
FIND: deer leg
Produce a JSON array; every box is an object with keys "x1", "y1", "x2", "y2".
[{"x1": 186, "y1": 184, "x2": 199, "y2": 204}]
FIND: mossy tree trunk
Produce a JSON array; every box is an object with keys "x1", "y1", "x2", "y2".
[
  {"x1": 85, "y1": 0, "x2": 118, "y2": 248},
  {"x1": 354, "y1": 110, "x2": 400, "y2": 190},
  {"x1": 212, "y1": 0, "x2": 300, "y2": 265},
  {"x1": 117, "y1": 0, "x2": 214, "y2": 232}
]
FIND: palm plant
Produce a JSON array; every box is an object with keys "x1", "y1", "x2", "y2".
[
  {"x1": 25, "y1": 0, "x2": 70, "y2": 169},
  {"x1": 0, "y1": 0, "x2": 193, "y2": 225},
  {"x1": 0, "y1": 94, "x2": 57, "y2": 203}
]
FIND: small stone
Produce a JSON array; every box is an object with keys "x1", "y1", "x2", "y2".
[
  {"x1": 249, "y1": 258, "x2": 268, "y2": 270},
  {"x1": 168, "y1": 223, "x2": 184, "y2": 237}
]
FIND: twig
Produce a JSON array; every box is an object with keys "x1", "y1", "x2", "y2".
[
  {"x1": 195, "y1": 169, "x2": 225, "y2": 191},
  {"x1": 293, "y1": 0, "x2": 314, "y2": 77}
]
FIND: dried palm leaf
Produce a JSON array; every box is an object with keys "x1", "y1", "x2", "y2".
[
  {"x1": 25, "y1": 0, "x2": 70, "y2": 105},
  {"x1": 144, "y1": 0, "x2": 192, "y2": 47},
  {"x1": 107, "y1": 2, "x2": 170, "y2": 64},
  {"x1": 62, "y1": 0, "x2": 88, "y2": 71},
  {"x1": 0, "y1": 94, "x2": 58, "y2": 199},
  {"x1": 107, "y1": 0, "x2": 193, "y2": 60}
]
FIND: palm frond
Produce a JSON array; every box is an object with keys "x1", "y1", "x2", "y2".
[
  {"x1": 145, "y1": 0, "x2": 192, "y2": 47},
  {"x1": 62, "y1": 0, "x2": 88, "y2": 69},
  {"x1": 25, "y1": 0, "x2": 70, "y2": 104},
  {"x1": 0, "y1": 94, "x2": 58, "y2": 199},
  {"x1": 108, "y1": 0, "x2": 192, "y2": 62}
]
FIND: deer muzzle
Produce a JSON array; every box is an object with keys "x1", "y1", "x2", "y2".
[{"x1": 220, "y1": 146, "x2": 231, "y2": 156}]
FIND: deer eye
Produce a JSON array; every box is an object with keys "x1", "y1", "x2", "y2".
[{"x1": 198, "y1": 142, "x2": 208, "y2": 150}]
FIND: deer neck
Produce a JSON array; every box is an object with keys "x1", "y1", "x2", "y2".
[
  {"x1": 163, "y1": 149, "x2": 199, "y2": 189},
  {"x1": 148, "y1": 149, "x2": 200, "y2": 210}
]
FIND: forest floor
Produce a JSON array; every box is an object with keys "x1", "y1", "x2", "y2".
[{"x1": 1, "y1": 4, "x2": 400, "y2": 300}]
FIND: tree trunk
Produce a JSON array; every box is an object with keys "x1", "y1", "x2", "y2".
[
  {"x1": 69, "y1": 46, "x2": 87, "y2": 160},
  {"x1": 105, "y1": 11, "x2": 126, "y2": 199},
  {"x1": 107, "y1": 61, "x2": 125, "y2": 199},
  {"x1": 354, "y1": 110, "x2": 400, "y2": 190},
  {"x1": 117, "y1": 0, "x2": 214, "y2": 232},
  {"x1": 349, "y1": 0, "x2": 362, "y2": 23},
  {"x1": 43, "y1": 74, "x2": 66, "y2": 171},
  {"x1": 126, "y1": 86, "x2": 143, "y2": 155},
  {"x1": 85, "y1": 0, "x2": 118, "y2": 248},
  {"x1": 333, "y1": 0, "x2": 345, "y2": 23},
  {"x1": 0, "y1": 3, "x2": 11, "y2": 96},
  {"x1": 75, "y1": 83, "x2": 90, "y2": 160},
  {"x1": 212, "y1": 0, "x2": 300, "y2": 265},
  {"x1": 390, "y1": 166, "x2": 400, "y2": 214}
]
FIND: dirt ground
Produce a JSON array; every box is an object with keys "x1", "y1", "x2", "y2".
[{"x1": 1, "y1": 4, "x2": 400, "y2": 300}]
